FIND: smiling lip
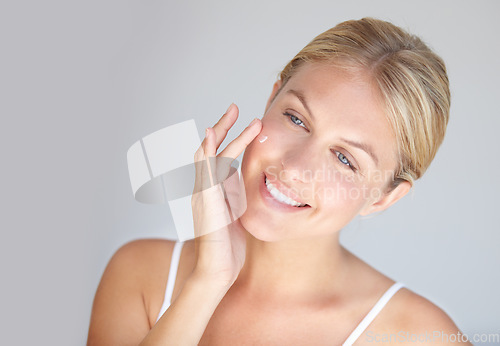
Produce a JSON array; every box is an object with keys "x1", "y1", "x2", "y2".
[{"x1": 259, "y1": 173, "x2": 311, "y2": 211}]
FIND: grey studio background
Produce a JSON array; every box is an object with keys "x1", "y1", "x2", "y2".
[{"x1": 1, "y1": 1, "x2": 499, "y2": 345}]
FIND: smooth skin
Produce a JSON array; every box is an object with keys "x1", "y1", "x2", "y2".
[{"x1": 87, "y1": 63, "x2": 470, "y2": 345}]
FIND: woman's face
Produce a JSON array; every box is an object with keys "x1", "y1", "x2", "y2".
[{"x1": 240, "y1": 62, "x2": 404, "y2": 241}]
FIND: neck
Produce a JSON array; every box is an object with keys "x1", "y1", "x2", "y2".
[{"x1": 235, "y1": 231, "x2": 350, "y2": 301}]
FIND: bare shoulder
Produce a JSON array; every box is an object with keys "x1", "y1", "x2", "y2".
[
  {"x1": 341, "y1": 250, "x2": 470, "y2": 345},
  {"x1": 112, "y1": 238, "x2": 177, "y2": 268},
  {"x1": 103, "y1": 238, "x2": 178, "y2": 289},
  {"x1": 110, "y1": 238, "x2": 196, "y2": 287},
  {"x1": 362, "y1": 287, "x2": 470, "y2": 345},
  {"x1": 87, "y1": 238, "x2": 179, "y2": 345},
  {"x1": 110, "y1": 239, "x2": 185, "y2": 319},
  {"x1": 115, "y1": 239, "x2": 197, "y2": 321}
]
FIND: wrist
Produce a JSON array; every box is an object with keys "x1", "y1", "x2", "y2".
[{"x1": 188, "y1": 269, "x2": 234, "y2": 295}]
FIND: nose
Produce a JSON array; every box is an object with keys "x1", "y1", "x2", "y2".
[{"x1": 280, "y1": 143, "x2": 323, "y2": 184}]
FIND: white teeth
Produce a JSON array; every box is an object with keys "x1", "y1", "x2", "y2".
[{"x1": 265, "y1": 178, "x2": 306, "y2": 207}]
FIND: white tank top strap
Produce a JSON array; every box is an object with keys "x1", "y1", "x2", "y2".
[
  {"x1": 155, "y1": 241, "x2": 184, "y2": 323},
  {"x1": 342, "y1": 282, "x2": 405, "y2": 346}
]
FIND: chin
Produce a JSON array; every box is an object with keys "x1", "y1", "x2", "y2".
[{"x1": 238, "y1": 209, "x2": 287, "y2": 242}]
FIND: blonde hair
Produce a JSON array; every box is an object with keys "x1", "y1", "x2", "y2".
[{"x1": 279, "y1": 18, "x2": 450, "y2": 187}]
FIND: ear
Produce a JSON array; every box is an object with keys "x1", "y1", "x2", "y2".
[
  {"x1": 359, "y1": 181, "x2": 411, "y2": 216},
  {"x1": 265, "y1": 80, "x2": 283, "y2": 113}
]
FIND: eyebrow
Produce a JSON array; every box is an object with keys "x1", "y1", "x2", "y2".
[
  {"x1": 287, "y1": 88, "x2": 379, "y2": 166},
  {"x1": 286, "y1": 89, "x2": 315, "y2": 121},
  {"x1": 339, "y1": 138, "x2": 379, "y2": 166}
]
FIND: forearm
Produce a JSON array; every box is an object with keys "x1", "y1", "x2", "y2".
[{"x1": 139, "y1": 274, "x2": 229, "y2": 345}]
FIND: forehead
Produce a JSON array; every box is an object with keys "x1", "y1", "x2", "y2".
[{"x1": 285, "y1": 62, "x2": 380, "y2": 105}]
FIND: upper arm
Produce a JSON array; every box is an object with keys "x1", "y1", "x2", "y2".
[{"x1": 87, "y1": 239, "x2": 175, "y2": 346}]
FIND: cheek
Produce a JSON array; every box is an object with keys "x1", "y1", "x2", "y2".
[
  {"x1": 315, "y1": 174, "x2": 371, "y2": 210},
  {"x1": 252, "y1": 121, "x2": 283, "y2": 148},
  {"x1": 242, "y1": 122, "x2": 285, "y2": 168},
  {"x1": 256, "y1": 133, "x2": 268, "y2": 143},
  {"x1": 241, "y1": 133, "x2": 269, "y2": 181}
]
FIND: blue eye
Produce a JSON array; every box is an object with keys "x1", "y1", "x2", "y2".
[
  {"x1": 334, "y1": 151, "x2": 356, "y2": 171},
  {"x1": 283, "y1": 112, "x2": 307, "y2": 129},
  {"x1": 338, "y1": 152, "x2": 350, "y2": 165}
]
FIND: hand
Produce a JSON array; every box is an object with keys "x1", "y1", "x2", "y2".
[{"x1": 191, "y1": 103, "x2": 262, "y2": 288}]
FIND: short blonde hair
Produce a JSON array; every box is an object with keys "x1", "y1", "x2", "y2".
[{"x1": 279, "y1": 18, "x2": 450, "y2": 187}]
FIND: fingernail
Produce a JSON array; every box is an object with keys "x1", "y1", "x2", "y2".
[
  {"x1": 205, "y1": 128, "x2": 210, "y2": 137},
  {"x1": 225, "y1": 103, "x2": 234, "y2": 114},
  {"x1": 249, "y1": 118, "x2": 259, "y2": 126}
]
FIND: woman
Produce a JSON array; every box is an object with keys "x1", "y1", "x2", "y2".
[{"x1": 88, "y1": 18, "x2": 469, "y2": 345}]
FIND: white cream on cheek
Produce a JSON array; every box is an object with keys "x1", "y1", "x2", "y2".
[{"x1": 257, "y1": 134, "x2": 268, "y2": 143}]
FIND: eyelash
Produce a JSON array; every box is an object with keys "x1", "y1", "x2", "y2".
[
  {"x1": 283, "y1": 111, "x2": 307, "y2": 129},
  {"x1": 333, "y1": 151, "x2": 357, "y2": 172},
  {"x1": 283, "y1": 111, "x2": 357, "y2": 172}
]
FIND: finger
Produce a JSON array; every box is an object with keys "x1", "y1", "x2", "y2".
[
  {"x1": 194, "y1": 127, "x2": 217, "y2": 192},
  {"x1": 200, "y1": 104, "x2": 239, "y2": 151},
  {"x1": 204, "y1": 127, "x2": 217, "y2": 157},
  {"x1": 204, "y1": 127, "x2": 217, "y2": 186},
  {"x1": 212, "y1": 104, "x2": 238, "y2": 150},
  {"x1": 219, "y1": 118, "x2": 262, "y2": 159}
]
